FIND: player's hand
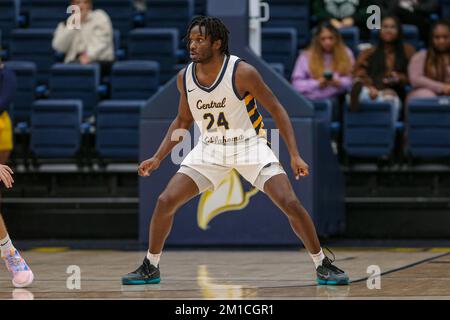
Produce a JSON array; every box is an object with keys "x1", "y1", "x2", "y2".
[
  {"x1": 0, "y1": 165, "x2": 14, "y2": 189},
  {"x1": 291, "y1": 155, "x2": 309, "y2": 180},
  {"x1": 138, "y1": 157, "x2": 161, "y2": 177}
]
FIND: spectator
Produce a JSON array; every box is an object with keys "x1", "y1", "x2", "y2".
[
  {"x1": 388, "y1": 0, "x2": 439, "y2": 44},
  {"x1": 52, "y1": 0, "x2": 114, "y2": 73},
  {"x1": 312, "y1": 0, "x2": 369, "y2": 30},
  {"x1": 349, "y1": 15, "x2": 416, "y2": 120},
  {"x1": 291, "y1": 22, "x2": 355, "y2": 105},
  {"x1": 407, "y1": 20, "x2": 450, "y2": 102},
  {"x1": 0, "y1": 61, "x2": 16, "y2": 164}
]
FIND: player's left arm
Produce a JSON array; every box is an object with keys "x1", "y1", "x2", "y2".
[{"x1": 235, "y1": 62, "x2": 309, "y2": 179}]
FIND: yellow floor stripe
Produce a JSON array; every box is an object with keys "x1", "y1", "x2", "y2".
[{"x1": 429, "y1": 248, "x2": 450, "y2": 253}]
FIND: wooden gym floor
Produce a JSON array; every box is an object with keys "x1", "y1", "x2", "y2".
[{"x1": 0, "y1": 248, "x2": 449, "y2": 300}]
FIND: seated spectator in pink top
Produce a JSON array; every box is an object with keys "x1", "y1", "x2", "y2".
[
  {"x1": 291, "y1": 22, "x2": 355, "y2": 101},
  {"x1": 407, "y1": 20, "x2": 450, "y2": 101}
]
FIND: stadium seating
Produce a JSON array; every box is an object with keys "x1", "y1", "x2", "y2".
[
  {"x1": 128, "y1": 28, "x2": 178, "y2": 84},
  {"x1": 0, "y1": 0, "x2": 19, "y2": 48},
  {"x1": 113, "y1": 29, "x2": 125, "y2": 60},
  {"x1": 312, "y1": 99, "x2": 333, "y2": 124},
  {"x1": 4, "y1": 61, "x2": 37, "y2": 124},
  {"x1": 20, "y1": 0, "x2": 31, "y2": 12},
  {"x1": 339, "y1": 27, "x2": 360, "y2": 56},
  {"x1": 30, "y1": 99, "x2": 82, "y2": 158},
  {"x1": 145, "y1": 0, "x2": 194, "y2": 46},
  {"x1": 371, "y1": 24, "x2": 421, "y2": 49},
  {"x1": 343, "y1": 101, "x2": 397, "y2": 158},
  {"x1": 262, "y1": 27, "x2": 297, "y2": 79},
  {"x1": 194, "y1": 0, "x2": 207, "y2": 16},
  {"x1": 49, "y1": 63, "x2": 100, "y2": 119},
  {"x1": 406, "y1": 97, "x2": 450, "y2": 158},
  {"x1": 93, "y1": 0, "x2": 135, "y2": 44},
  {"x1": 443, "y1": 0, "x2": 450, "y2": 18},
  {"x1": 96, "y1": 100, "x2": 145, "y2": 159},
  {"x1": 262, "y1": 0, "x2": 310, "y2": 48},
  {"x1": 110, "y1": 61, "x2": 160, "y2": 100},
  {"x1": 9, "y1": 28, "x2": 55, "y2": 84},
  {"x1": 29, "y1": 0, "x2": 67, "y2": 28},
  {"x1": 311, "y1": 99, "x2": 341, "y2": 137}
]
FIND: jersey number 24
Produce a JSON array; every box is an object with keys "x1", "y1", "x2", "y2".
[{"x1": 203, "y1": 112, "x2": 229, "y2": 130}]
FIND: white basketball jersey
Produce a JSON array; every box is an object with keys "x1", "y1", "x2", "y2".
[{"x1": 184, "y1": 55, "x2": 267, "y2": 144}]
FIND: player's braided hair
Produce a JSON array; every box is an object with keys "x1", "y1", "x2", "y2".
[{"x1": 185, "y1": 16, "x2": 230, "y2": 55}]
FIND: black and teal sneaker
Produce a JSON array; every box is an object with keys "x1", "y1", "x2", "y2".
[
  {"x1": 122, "y1": 257, "x2": 161, "y2": 285},
  {"x1": 316, "y1": 249, "x2": 349, "y2": 286}
]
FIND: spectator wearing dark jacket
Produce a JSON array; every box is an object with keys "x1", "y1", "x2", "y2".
[
  {"x1": 349, "y1": 16, "x2": 416, "y2": 121},
  {"x1": 388, "y1": 0, "x2": 439, "y2": 44}
]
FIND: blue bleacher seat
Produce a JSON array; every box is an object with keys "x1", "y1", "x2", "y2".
[
  {"x1": 343, "y1": 102, "x2": 397, "y2": 158},
  {"x1": 4, "y1": 61, "x2": 37, "y2": 124},
  {"x1": 371, "y1": 24, "x2": 422, "y2": 49},
  {"x1": 10, "y1": 28, "x2": 55, "y2": 84},
  {"x1": 110, "y1": 61, "x2": 160, "y2": 100},
  {"x1": 128, "y1": 28, "x2": 178, "y2": 84},
  {"x1": 93, "y1": 0, "x2": 135, "y2": 44},
  {"x1": 145, "y1": 0, "x2": 194, "y2": 47},
  {"x1": 49, "y1": 63, "x2": 100, "y2": 119},
  {"x1": 30, "y1": 99, "x2": 82, "y2": 158},
  {"x1": 29, "y1": 0, "x2": 67, "y2": 28},
  {"x1": 262, "y1": 27, "x2": 297, "y2": 79},
  {"x1": 194, "y1": 0, "x2": 207, "y2": 16},
  {"x1": 96, "y1": 100, "x2": 145, "y2": 159},
  {"x1": 312, "y1": 99, "x2": 333, "y2": 124},
  {"x1": 339, "y1": 27, "x2": 360, "y2": 56},
  {"x1": 113, "y1": 29, "x2": 125, "y2": 60},
  {"x1": 20, "y1": 0, "x2": 31, "y2": 12},
  {"x1": 407, "y1": 97, "x2": 450, "y2": 158},
  {"x1": 0, "y1": 0, "x2": 19, "y2": 48},
  {"x1": 262, "y1": 0, "x2": 310, "y2": 48},
  {"x1": 443, "y1": 0, "x2": 450, "y2": 18}
]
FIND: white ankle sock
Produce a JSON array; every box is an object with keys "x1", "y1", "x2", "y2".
[
  {"x1": 146, "y1": 251, "x2": 161, "y2": 267},
  {"x1": 0, "y1": 234, "x2": 14, "y2": 257},
  {"x1": 309, "y1": 248, "x2": 325, "y2": 269}
]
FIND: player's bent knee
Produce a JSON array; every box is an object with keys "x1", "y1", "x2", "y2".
[
  {"x1": 156, "y1": 193, "x2": 178, "y2": 212},
  {"x1": 282, "y1": 197, "x2": 302, "y2": 215}
]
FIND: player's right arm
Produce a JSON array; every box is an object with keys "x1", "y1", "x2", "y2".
[
  {"x1": 0, "y1": 165, "x2": 14, "y2": 189},
  {"x1": 138, "y1": 68, "x2": 194, "y2": 177}
]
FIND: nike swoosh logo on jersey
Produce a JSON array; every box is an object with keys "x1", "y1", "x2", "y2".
[{"x1": 188, "y1": 88, "x2": 196, "y2": 92}]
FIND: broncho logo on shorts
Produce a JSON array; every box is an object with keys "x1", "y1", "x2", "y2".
[{"x1": 196, "y1": 98, "x2": 226, "y2": 110}]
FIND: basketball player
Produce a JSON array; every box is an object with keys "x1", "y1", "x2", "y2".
[
  {"x1": 122, "y1": 16, "x2": 349, "y2": 286},
  {"x1": 0, "y1": 62, "x2": 34, "y2": 288},
  {"x1": 0, "y1": 166, "x2": 34, "y2": 288}
]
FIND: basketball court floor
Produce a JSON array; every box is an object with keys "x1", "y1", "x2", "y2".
[{"x1": 0, "y1": 248, "x2": 449, "y2": 299}]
